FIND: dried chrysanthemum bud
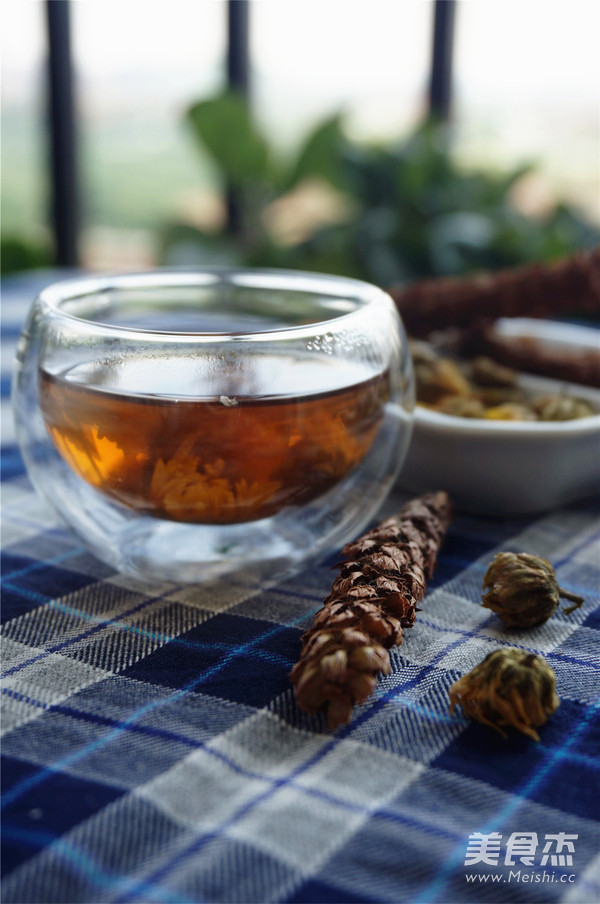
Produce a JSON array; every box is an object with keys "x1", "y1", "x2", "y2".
[
  {"x1": 436, "y1": 396, "x2": 486, "y2": 418},
  {"x1": 412, "y1": 344, "x2": 472, "y2": 405},
  {"x1": 483, "y1": 402, "x2": 536, "y2": 421},
  {"x1": 469, "y1": 356, "x2": 518, "y2": 388},
  {"x1": 449, "y1": 648, "x2": 559, "y2": 740},
  {"x1": 533, "y1": 394, "x2": 596, "y2": 421},
  {"x1": 477, "y1": 386, "x2": 527, "y2": 407},
  {"x1": 482, "y1": 551, "x2": 584, "y2": 628}
]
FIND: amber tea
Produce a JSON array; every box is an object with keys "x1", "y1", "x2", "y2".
[{"x1": 40, "y1": 353, "x2": 388, "y2": 524}]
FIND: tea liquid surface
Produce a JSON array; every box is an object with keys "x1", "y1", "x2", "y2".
[{"x1": 40, "y1": 354, "x2": 388, "y2": 523}]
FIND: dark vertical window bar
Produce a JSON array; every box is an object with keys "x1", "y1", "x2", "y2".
[
  {"x1": 46, "y1": 0, "x2": 79, "y2": 266},
  {"x1": 226, "y1": 0, "x2": 250, "y2": 237},
  {"x1": 227, "y1": 0, "x2": 250, "y2": 96},
  {"x1": 428, "y1": 0, "x2": 456, "y2": 119}
]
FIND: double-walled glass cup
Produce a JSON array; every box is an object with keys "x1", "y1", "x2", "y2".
[{"x1": 13, "y1": 269, "x2": 414, "y2": 584}]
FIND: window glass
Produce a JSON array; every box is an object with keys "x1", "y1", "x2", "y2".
[
  {"x1": 252, "y1": 0, "x2": 431, "y2": 148},
  {"x1": 4, "y1": 2, "x2": 597, "y2": 275},
  {"x1": 71, "y1": 0, "x2": 225, "y2": 269},
  {"x1": 1, "y1": 1, "x2": 49, "y2": 270},
  {"x1": 453, "y1": 0, "x2": 599, "y2": 222}
]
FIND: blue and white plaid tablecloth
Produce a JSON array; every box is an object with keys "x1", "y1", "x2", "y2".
[{"x1": 2, "y1": 272, "x2": 599, "y2": 904}]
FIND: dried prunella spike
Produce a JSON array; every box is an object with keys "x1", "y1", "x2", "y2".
[
  {"x1": 482, "y1": 552, "x2": 584, "y2": 628},
  {"x1": 291, "y1": 627, "x2": 391, "y2": 730},
  {"x1": 449, "y1": 648, "x2": 559, "y2": 741},
  {"x1": 389, "y1": 248, "x2": 600, "y2": 339},
  {"x1": 458, "y1": 321, "x2": 600, "y2": 389},
  {"x1": 290, "y1": 491, "x2": 451, "y2": 729}
]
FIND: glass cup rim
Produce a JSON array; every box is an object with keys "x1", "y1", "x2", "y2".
[{"x1": 37, "y1": 266, "x2": 394, "y2": 341}]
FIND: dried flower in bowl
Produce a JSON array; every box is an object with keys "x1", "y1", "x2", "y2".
[
  {"x1": 469, "y1": 356, "x2": 518, "y2": 388},
  {"x1": 410, "y1": 339, "x2": 599, "y2": 422},
  {"x1": 449, "y1": 648, "x2": 559, "y2": 740},
  {"x1": 533, "y1": 394, "x2": 596, "y2": 421},
  {"x1": 482, "y1": 552, "x2": 584, "y2": 628},
  {"x1": 483, "y1": 402, "x2": 537, "y2": 421},
  {"x1": 413, "y1": 351, "x2": 472, "y2": 405},
  {"x1": 436, "y1": 396, "x2": 487, "y2": 419}
]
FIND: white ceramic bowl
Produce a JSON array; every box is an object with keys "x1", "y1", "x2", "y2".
[{"x1": 399, "y1": 319, "x2": 600, "y2": 515}]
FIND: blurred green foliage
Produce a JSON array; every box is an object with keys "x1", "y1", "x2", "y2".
[
  {"x1": 1, "y1": 235, "x2": 52, "y2": 275},
  {"x1": 162, "y1": 91, "x2": 599, "y2": 284}
]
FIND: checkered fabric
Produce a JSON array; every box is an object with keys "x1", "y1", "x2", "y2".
[{"x1": 2, "y1": 272, "x2": 599, "y2": 904}]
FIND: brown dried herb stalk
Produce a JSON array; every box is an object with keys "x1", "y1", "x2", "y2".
[
  {"x1": 457, "y1": 322, "x2": 600, "y2": 389},
  {"x1": 389, "y1": 247, "x2": 600, "y2": 339},
  {"x1": 290, "y1": 491, "x2": 451, "y2": 729},
  {"x1": 449, "y1": 648, "x2": 560, "y2": 741}
]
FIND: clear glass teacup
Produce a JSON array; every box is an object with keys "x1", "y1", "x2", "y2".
[{"x1": 13, "y1": 269, "x2": 414, "y2": 584}]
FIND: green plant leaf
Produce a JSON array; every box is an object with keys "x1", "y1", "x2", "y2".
[
  {"x1": 1, "y1": 234, "x2": 51, "y2": 274},
  {"x1": 177, "y1": 96, "x2": 600, "y2": 286},
  {"x1": 285, "y1": 114, "x2": 347, "y2": 190},
  {"x1": 187, "y1": 92, "x2": 270, "y2": 187}
]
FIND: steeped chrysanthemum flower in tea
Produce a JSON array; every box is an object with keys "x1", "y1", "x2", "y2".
[
  {"x1": 482, "y1": 552, "x2": 584, "y2": 628},
  {"x1": 290, "y1": 491, "x2": 451, "y2": 729},
  {"x1": 449, "y1": 648, "x2": 559, "y2": 741}
]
